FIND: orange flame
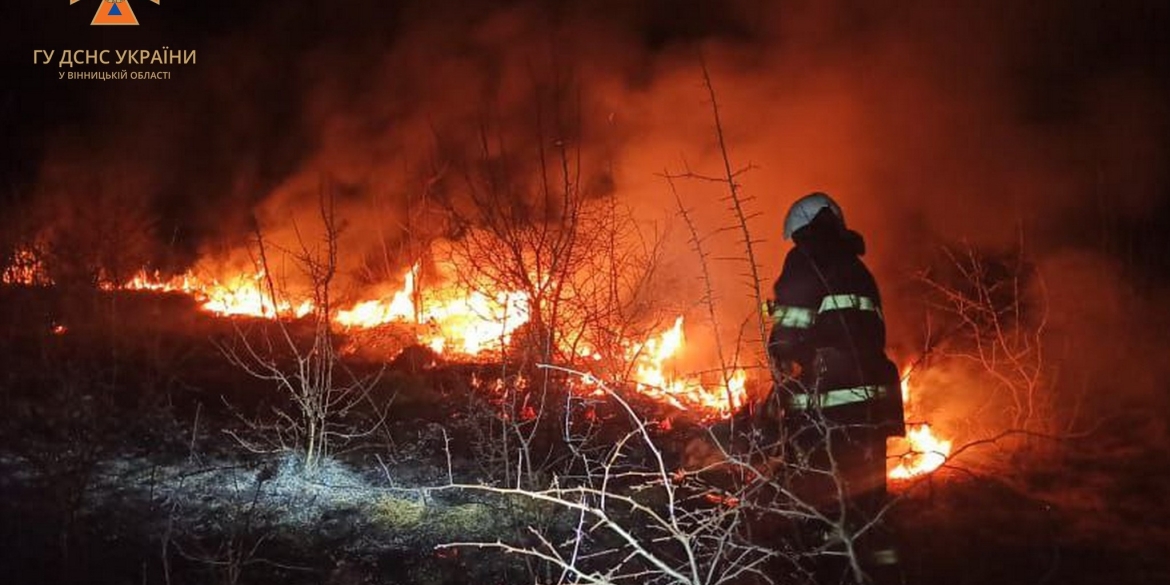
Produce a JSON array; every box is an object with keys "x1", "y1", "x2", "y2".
[
  {"x1": 34, "y1": 258, "x2": 748, "y2": 419},
  {"x1": 628, "y1": 316, "x2": 746, "y2": 419},
  {"x1": 415, "y1": 288, "x2": 530, "y2": 356},
  {"x1": 336, "y1": 264, "x2": 418, "y2": 327},
  {"x1": 123, "y1": 269, "x2": 313, "y2": 318},
  {"x1": 120, "y1": 264, "x2": 528, "y2": 357},
  {"x1": 2, "y1": 247, "x2": 53, "y2": 286},
  {"x1": 889, "y1": 367, "x2": 952, "y2": 480},
  {"x1": 332, "y1": 263, "x2": 531, "y2": 357},
  {"x1": 200, "y1": 272, "x2": 313, "y2": 318}
]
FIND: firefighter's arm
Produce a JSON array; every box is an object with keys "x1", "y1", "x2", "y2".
[
  {"x1": 760, "y1": 322, "x2": 806, "y2": 423},
  {"x1": 765, "y1": 251, "x2": 821, "y2": 393},
  {"x1": 765, "y1": 296, "x2": 816, "y2": 363}
]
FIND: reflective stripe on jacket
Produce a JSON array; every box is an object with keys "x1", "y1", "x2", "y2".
[
  {"x1": 787, "y1": 384, "x2": 893, "y2": 410},
  {"x1": 765, "y1": 294, "x2": 883, "y2": 330}
]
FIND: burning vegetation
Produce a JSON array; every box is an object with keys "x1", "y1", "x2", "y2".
[
  {"x1": 51, "y1": 251, "x2": 753, "y2": 420},
  {"x1": 889, "y1": 367, "x2": 952, "y2": 480},
  {"x1": 4, "y1": 1, "x2": 1170, "y2": 584},
  {"x1": 3, "y1": 78, "x2": 1138, "y2": 584},
  {"x1": 0, "y1": 128, "x2": 973, "y2": 585}
]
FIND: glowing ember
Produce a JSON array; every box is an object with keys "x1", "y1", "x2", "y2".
[
  {"x1": 2, "y1": 247, "x2": 53, "y2": 286},
  {"x1": 889, "y1": 366, "x2": 953, "y2": 480}
]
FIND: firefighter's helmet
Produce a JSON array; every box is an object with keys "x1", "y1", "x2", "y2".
[{"x1": 783, "y1": 191, "x2": 844, "y2": 240}]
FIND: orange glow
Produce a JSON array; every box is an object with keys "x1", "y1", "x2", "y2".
[
  {"x1": 889, "y1": 366, "x2": 952, "y2": 480},
  {"x1": 628, "y1": 316, "x2": 747, "y2": 419},
  {"x1": 12, "y1": 253, "x2": 749, "y2": 419},
  {"x1": 333, "y1": 262, "x2": 531, "y2": 357},
  {"x1": 123, "y1": 269, "x2": 314, "y2": 318},
  {"x1": 2, "y1": 247, "x2": 53, "y2": 286}
]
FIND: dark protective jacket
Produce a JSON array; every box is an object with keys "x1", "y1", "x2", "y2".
[{"x1": 766, "y1": 208, "x2": 904, "y2": 436}]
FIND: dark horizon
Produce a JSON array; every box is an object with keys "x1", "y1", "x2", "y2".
[{"x1": 3, "y1": 0, "x2": 1169, "y2": 282}]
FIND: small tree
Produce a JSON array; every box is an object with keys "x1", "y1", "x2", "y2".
[
  {"x1": 424, "y1": 69, "x2": 667, "y2": 502},
  {"x1": 221, "y1": 184, "x2": 385, "y2": 475}
]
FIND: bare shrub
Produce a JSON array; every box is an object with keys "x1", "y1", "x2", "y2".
[
  {"x1": 916, "y1": 239, "x2": 1062, "y2": 445},
  {"x1": 421, "y1": 73, "x2": 663, "y2": 371},
  {"x1": 219, "y1": 184, "x2": 386, "y2": 476},
  {"x1": 438, "y1": 372, "x2": 781, "y2": 585}
]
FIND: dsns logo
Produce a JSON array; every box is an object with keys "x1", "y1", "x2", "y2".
[{"x1": 70, "y1": 0, "x2": 161, "y2": 26}]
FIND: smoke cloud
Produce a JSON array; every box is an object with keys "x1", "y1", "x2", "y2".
[{"x1": 11, "y1": 0, "x2": 1170, "y2": 421}]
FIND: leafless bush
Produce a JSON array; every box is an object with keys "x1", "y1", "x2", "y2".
[
  {"x1": 219, "y1": 185, "x2": 386, "y2": 476},
  {"x1": 415, "y1": 68, "x2": 669, "y2": 505},
  {"x1": 438, "y1": 371, "x2": 779, "y2": 585},
  {"x1": 425, "y1": 75, "x2": 663, "y2": 371},
  {"x1": 917, "y1": 239, "x2": 1063, "y2": 442},
  {"x1": 454, "y1": 185, "x2": 666, "y2": 487}
]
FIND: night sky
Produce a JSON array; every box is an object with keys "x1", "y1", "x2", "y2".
[{"x1": 3, "y1": 0, "x2": 1169, "y2": 280}]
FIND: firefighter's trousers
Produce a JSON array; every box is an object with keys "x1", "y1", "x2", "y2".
[{"x1": 782, "y1": 415, "x2": 901, "y2": 584}]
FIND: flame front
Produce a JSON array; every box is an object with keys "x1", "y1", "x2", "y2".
[
  {"x1": 332, "y1": 263, "x2": 530, "y2": 356},
  {"x1": 30, "y1": 259, "x2": 747, "y2": 419},
  {"x1": 629, "y1": 316, "x2": 746, "y2": 419},
  {"x1": 4, "y1": 245, "x2": 963, "y2": 454},
  {"x1": 336, "y1": 265, "x2": 417, "y2": 327},
  {"x1": 889, "y1": 367, "x2": 952, "y2": 479},
  {"x1": 124, "y1": 269, "x2": 313, "y2": 318},
  {"x1": 334, "y1": 275, "x2": 745, "y2": 416}
]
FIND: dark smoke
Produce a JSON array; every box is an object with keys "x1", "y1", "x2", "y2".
[{"x1": 6, "y1": 0, "x2": 1170, "y2": 420}]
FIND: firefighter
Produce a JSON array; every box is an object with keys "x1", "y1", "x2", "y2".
[{"x1": 763, "y1": 192, "x2": 904, "y2": 584}]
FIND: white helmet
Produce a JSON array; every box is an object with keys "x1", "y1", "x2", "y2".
[{"x1": 783, "y1": 191, "x2": 844, "y2": 240}]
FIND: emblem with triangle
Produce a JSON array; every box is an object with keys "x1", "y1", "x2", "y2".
[{"x1": 70, "y1": 0, "x2": 161, "y2": 26}]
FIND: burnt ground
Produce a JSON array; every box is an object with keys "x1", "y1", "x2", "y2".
[{"x1": 1, "y1": 286, "x2": 1168, "y2": 585}]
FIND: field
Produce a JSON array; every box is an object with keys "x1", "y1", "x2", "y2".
[{"x1": 0, "y1": 286, "x2": 1167, "y2": 585}]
